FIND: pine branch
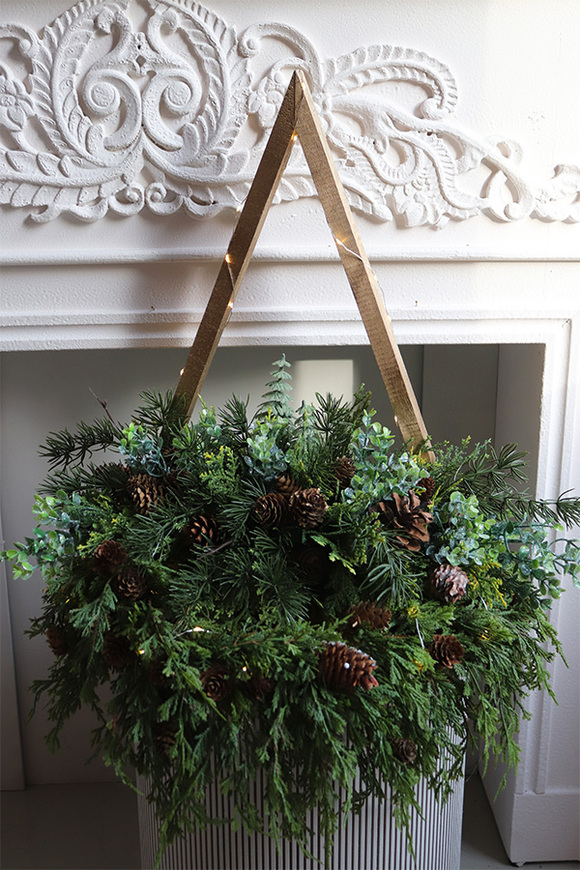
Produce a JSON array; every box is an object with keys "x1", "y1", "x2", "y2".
[
  {"x1": 433, "y1": 440, "x2": 540, "y2": 520},
  {"x1": 254, "y1": 554, "x2": 309, "y2": 624},
  {"x1": 124, "y1": 509, "x2": 190, "y2": 562},
  {"x1": 39, "y1": 418, "x2": 120, "y2": 469},
  {"x1": 359, "y1": 541, "x2": 423, "y2": 609},
  {"x1": 219, "y1": 478, "x2": 267, "y2": 539},
  {"x1": 38, "y1": 465, "x2": 96, "y2": 496},
  {"x1": 135, "y1": 390, "x2": 176, "y2": 431},
  {"x1": 38, "y1": 460, "x2": 130, "y2": 498},
  {"x1": 303, "y1": 388, "x2": 373, "y2": 471},
  {"x1": 463, "y1": 440, "x2": 580, "y2": 525},
  {"x1": 463, "y1": 442, "x2": 529, "y2": 494},
  {"x1": 526, "y1": 492, "x2": 580, "y2": 528},
  {"x1": 312, "y1": 387, "x2": 371, "y2": 447},
  {"x1": 218, "y1": 395, "x2": 251, "y2": 446}
]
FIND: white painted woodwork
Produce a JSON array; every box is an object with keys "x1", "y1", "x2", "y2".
[
  {"x1": 0, "y1": 0, "x2": 578, "y2": 863},
  {"x1": 0, "y1": 1, "x2": 578, "y2": 229},
  {"x1": 0, "y1": 505, "x2": 25, "y2": 790}
]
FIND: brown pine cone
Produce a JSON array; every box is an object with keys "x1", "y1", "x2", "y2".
[
  {"x1": 102, "y1": 632, "x2": 133, "y2": 670},
  {"x1": 93, "y1": 540, "x2": 127, "y2": 576},
  {"x1": 334, "y1": 455, "x2": 356, "y2": 488},
  {"x1": 149, "y1": 659, "x2": 171, "y2": 688},
  {"x1": 418, "y1": 476, "x2": 436, "y2": 503},
  {"x1": 347, "y1": 601, "x2": 392, "y2": 631},
  {"x1": 155, "y1": 722, "x2": 177, "y2": 758},
  {"x1": 430, "y1": 563, "x2": 469, "y2": 603},
  {"x1": 200, "y1": 665, "x2": 231, "y2": 701},
  {"x1": 292, "y1": 544, "x2": 330, "y2": 581},
  {"x1": 114, "y1": 565, "x2": 149, "y2": 602},
  {"x1": 45, "y1": 625, "x2": 67, "y2": 656},
  {"x1": 318, "y1": 642, "x2": 379, "y2": 691},
  {"x1": 245, "y1": 674, "x2": 275, "y2": 701},
  {"x1": 392, "y1": 737, "x2": 418, "y2": 764},
  {"x1": 373, "y1": 491, "x2": 432, "y2": 551},
  {"x1": 183, "y1": 514, "x2": 218, "y2": 545},
  {"x1": 274, "y1": 472, "x2": 300, "y2": 497},
  {"x1": 289, "y1": 488, "x2": 328, "y2": 529},
  {"x1": 252, "y1": 492, "x2": 287, "y2": 528},
  {"x1": 127, "y1": 473, "x2": 166, "y2": 514},
  {"x1": 429, "y1": 634, "x2": 464, "y2": 668}
]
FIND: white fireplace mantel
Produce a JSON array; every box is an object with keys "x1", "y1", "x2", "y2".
[{"x1": 1, "y1": 0, "x2": 579, "y2": 864}]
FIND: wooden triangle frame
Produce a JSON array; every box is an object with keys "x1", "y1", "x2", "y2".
[{"x1": 172, "y1": 70, "x2": 429, "y2": 451}]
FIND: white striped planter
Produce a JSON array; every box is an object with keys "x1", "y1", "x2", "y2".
[{"x1": 138, "y1": 751, "x2": 465, "y2": 870}]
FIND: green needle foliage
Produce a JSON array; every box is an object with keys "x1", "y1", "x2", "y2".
[{"x1": 3, "y1": 358, "x2": 579, "y2": 865}]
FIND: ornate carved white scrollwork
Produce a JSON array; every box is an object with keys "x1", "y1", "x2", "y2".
[{"x1": 0, "y1": 0, "x2": 578, "y2": 224}]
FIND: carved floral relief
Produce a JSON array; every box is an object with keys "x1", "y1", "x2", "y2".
[{"x1": 0, "y1": 0, "x2": 578, "y2": 224}]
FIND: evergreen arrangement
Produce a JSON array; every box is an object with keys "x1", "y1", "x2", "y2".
[{"x1": 3, "y1": 357, "x2": 580, "y2": 862}]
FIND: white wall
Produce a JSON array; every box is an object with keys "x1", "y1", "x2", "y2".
[{"x1": 1, "y1": 0, "x2": 579, "y2": 862}]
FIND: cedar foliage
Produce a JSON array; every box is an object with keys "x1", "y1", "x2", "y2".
[{"x1": 2, "y1": 358, "x2": 580, "y2": 865}]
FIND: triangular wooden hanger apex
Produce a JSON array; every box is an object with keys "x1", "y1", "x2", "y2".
[{"x1": 172, "y1": 70, "x2": 431, "y2": 453}]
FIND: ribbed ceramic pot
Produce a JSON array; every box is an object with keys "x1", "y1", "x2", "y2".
[{"x1": 138, "y1": 750, "x2": 465, "y2": 870}]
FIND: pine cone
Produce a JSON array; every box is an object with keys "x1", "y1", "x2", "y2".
[
  {"x1": 418, "y1": 476, "x2": 435, "y2": 504},
  {"x1": 102, "y1": 632, "x2": 133, "y2": 670},
  {"x1": 373, "y1": 491, "x2": 432, "y2": 551},
  {"x1": 155, "y1": 723, "x2": 176, "y2": 758},
  {"x1": 334, "y1": 455, "x2": 356, "y2": 488},
  {"x1": 318, "y1": 642, "x2": 379, "y2": 691},
  {"x1": 289, "y1": 488, "x2": 328, "y2": 529},
  {"x1": 392, "y1": 737, "x2": 418, "y2": 765},
  {"x1": 347, "y1": 601, "x2": 392, "y2": 631},
  {"x1": 429, "y1": 634, "x2": 464, "y2": 668},
  {"x1": 183, "y1": 514, "x2": 218, "y2": 546},
  {"x1": 200, "y1": 665, "x2": 232, "y2": 701},
  {"x1": 93, "y1": 540, "x2": 127, "y2": 575},
  {"x1": 245, "y1": 674, "x2": 275, "y2": 701},
  {"x1": 45, "y1": 625, "x2": 67, "y2": 656},
  {"x1": 114, "y1": 565, "x2": 149, "y2": 602},
  {"x1": 127, "y1": 473, "x2": 166, "y2": 514},
  {"x1": 252, "y1": 492, "x2": 287, "y2": 528},
  {"x1": 149, "y1": 659, "x2": 171, "y2": 688},
  {"x1": 274, "y1": 472, "x2": 300, "y2": 497},
  {"x1": 430, "y1": 564, "x2": 469, "y2": 603},
  {"x1": 292, "y1": 544, "x2": 330, "y2": 581}
]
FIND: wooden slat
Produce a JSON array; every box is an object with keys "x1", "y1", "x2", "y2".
[
  {"x1": 171, "y1": 70, "x2": 430, "y2": 454},
  {"x1": 293, "y1": 72, "x2": 429, "y2": 450},
  {"x1": 171, "y1": 76, "x2": 303, "y2": 419}
]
